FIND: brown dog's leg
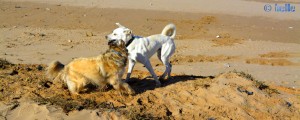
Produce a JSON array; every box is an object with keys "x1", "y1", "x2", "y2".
[
  {"x1": 66, "y1": 79, "x2": 79, "y2": 95},
  {"x1": 66, "y1": 73, "x2": 85, "y2": 95},
  {"x1": 108, "y1": 76, "x2": 135, "y2": 95},
  {"x1": 120, "y1": 82, "x2": 135, "y2": 95}
]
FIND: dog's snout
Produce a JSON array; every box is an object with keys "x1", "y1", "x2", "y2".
[{"x1": 108, "y1": 39, "x2": 116, "y2": 45}]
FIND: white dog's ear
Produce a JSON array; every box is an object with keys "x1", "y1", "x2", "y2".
[
  {"x1": 116, "y1": 23, "x2": 125, "y2": 28},
  {"x1": 124, "y1": 29, "x2": 132, "y2": 35}
]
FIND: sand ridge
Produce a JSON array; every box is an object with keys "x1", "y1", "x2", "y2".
[{"x1": 0, "y1": 60, "x2": 299, "y2": 119}]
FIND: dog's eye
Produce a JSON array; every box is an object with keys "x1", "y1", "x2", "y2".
[{"x1": 113, "y1": 33, "x2": 117, "y2": 36}]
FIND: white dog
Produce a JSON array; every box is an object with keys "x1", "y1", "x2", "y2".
[{"x1": 106, "y1": 23, "x2": 176, "y2": 87}]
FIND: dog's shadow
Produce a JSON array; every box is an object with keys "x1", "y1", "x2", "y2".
[{"x1": 128, "y1": 75, "x2": 215, "y2": 94}]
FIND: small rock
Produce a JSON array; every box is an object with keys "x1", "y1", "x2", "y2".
[
  {"x1": 246, "y1": 91, "x2": 254, "y2": 95},
  {"x1": 26, "y1": 67, "x2": 32, "y2": 71},
  {"x1": 39, "y1": 33, "x2": 46, "y2": 37},
  {"x1": 224, "y1": 63, "x2": 230, "y2": 68},
  {"x1": 207, "y1": 117, "x2": 216, "y2": 120},
  {"x1": 42, "y1": 81, "x2": 52, "y2": 88},
  {"x1": 216, "y1": 35, "x2": 221, "y2": 38},
  {"x1": 9, "y1": 70, "x2": 18, "y2": 76},
  {"x1": 68, "y1": 39, "x2": 72, "y2": 42},
  {"x1": 237, "y1": 87, "x2": 253, "y2": 95},
  {"x1": 286, "y1": 102, "x2": 292, "y2": 107},
  {"x1": 86, "y1": 32, "x2": 94, "y2": 37},
  {"x1": 288, "y1": 27, "x2": 293, "y2": 29},
  {"x1": 45, "y1": 8, "x2": 51, "y2": 11},
  {"x1": 37, "y1": 65, "x2": 43, "y2": 71}
]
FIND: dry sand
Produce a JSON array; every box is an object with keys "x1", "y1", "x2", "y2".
[{"x1": 0, "y1": 0, "x2": 300, "y2": 119}]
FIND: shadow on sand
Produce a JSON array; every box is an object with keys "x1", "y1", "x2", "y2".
[{"x1": 127, "y1": 75, "x2": 215, "y2": 94}]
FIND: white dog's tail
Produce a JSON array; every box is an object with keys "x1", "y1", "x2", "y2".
[
  {"x1": 46, "y1": 61, "x2": 65, "y2": 80},
  {"x1": 161, "y1": 23, "x2": 176, "y2": 39}
]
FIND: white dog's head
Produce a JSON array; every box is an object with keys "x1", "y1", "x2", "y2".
[{"x1": 106, "y1": 23, "x2": 133, "y2": 44}]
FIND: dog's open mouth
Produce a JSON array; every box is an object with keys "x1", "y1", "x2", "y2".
[{"x1": 108, "y1": 39, "x2": 117, "y2": 45}]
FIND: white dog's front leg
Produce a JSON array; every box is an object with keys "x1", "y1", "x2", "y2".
[
  {"x1": 142, "y1": 59, "x2": 161, "y2": 87},
  {"x1": 125, "y1": 59, "x2": 136, "y2": 83}
]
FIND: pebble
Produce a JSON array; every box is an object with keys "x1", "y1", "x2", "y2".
[
  {"x1": 37, "y1": 65, "x2": 43, "y2": 71},
  {"x1": 246, "y1": 91, "x2": 254, "y2": 95},
  {"x1": 68, "y1": 39, "x2": 72, "y2": 42},
  {"x1": 9, "y1": 70, "x2": 18, "y2": 76},
  {"x1": 286, "y1": 102, "x2": 292, "y2": 107},
  {"x1": 224, "y1": 63, "x2": 230, "y2": 68},
  {"x1": 216, "y1": 35, "x2": 221, "y2": 38},
  {"x1": 45, "y1": 8, "x2": 51, "y2": 11},
  {"x1": 86, "y1": 32, "x2": 94, "y2": 37},
  {"x1": 237, "y1": 87, "x2": 254, "y2": 95}
]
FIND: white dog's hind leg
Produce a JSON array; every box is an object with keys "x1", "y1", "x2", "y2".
[
  {"x1": 160, "y1": 41, "x2": 175, "y2": 80},
  {"x1": 142, "y1": 59, "x2": 161, "y2": 87},
  {"x1": 160, "y1": 56, "x2": 172, "y2": 80},
  {"x1": 157, "y1": 48, "x2": 166, "y2": 80},
  {"x1": 125, "y1": 59, "x2": 136, "y2": 82}
]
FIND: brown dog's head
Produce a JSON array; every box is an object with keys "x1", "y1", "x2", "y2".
[
  {"x1": 108, "y1": 39, "x2": 128, "y2": 55},
  {"x1": 108, "y1": 39, "x2": 125, "y2": 48}
]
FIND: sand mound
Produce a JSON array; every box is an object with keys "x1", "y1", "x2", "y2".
[
  {"x1": 245, "y1": 58, "x2": 296, "y2": 66},
  {"x1": 211, "y1": 33, "x2": 244, "y2": 46},
  {"x1": 245, "y1": 51, "x2": 299, "y2": 66},
  {"x1": 259, "y1": 52, "x2": 291, "y2": 58},
  {"x1": 1, "y1": 61, "x2": 299, "y2": 119},
  {"x1": 170, "y1": 55, "x2": 236, "y2": 65}
]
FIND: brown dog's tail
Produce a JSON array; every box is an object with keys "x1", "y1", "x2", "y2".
[
  {"x1": 161, "y1": 23, "x2": 176, "y2": 39},
  {"x1": 46, "y1": 61, "x2": 65, "y2": 80}
]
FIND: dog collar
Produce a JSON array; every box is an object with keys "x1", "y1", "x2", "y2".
[{"x1": 125, "y1": 36, "x2": 135, "y2": 47}]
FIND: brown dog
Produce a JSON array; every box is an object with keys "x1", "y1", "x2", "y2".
[{"x1": 46, "y1": 40, "x2": 135, "y2": 95}]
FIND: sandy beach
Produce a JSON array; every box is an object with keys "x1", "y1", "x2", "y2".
[{"x1": 0, "y1": 0, "x2": 299, "y2": 119}]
